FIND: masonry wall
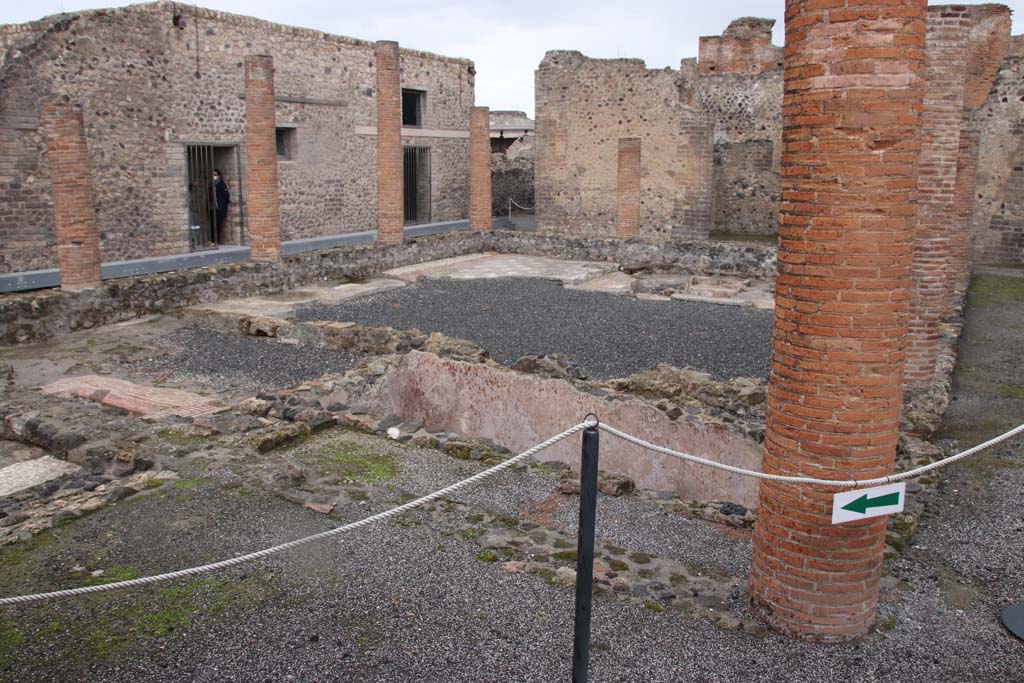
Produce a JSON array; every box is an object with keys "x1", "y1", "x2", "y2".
[
  {"x1": 971, "y1": 35, "x2": 1024, "y2": 265},
  {"x1": 0, "y1": 3, "x2": 473, "y2": 274},
  {"x1": 535, "y1": 51, "x2": 713, "y2": 240}
]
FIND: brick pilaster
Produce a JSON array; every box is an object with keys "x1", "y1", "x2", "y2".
[
  {"x1": 244, "y1": 55, "x2": 281, "y2": 262},
  {"x1": 376, "y1": 41, "x2": 403, "y2": 244},
  {"x1": 749, "y1": 0, "x2": 925, "y2": 642},
  {"x1": 949, "y1": 127, "x2": 980, "y2": 296},
  {"x1": 41, "y1": 103, "x2": 102, "y2": 290},
  {"x1": 905, "y1": 7, "x2": 972, "y2": 388},
  {"x1": 616, "y1": 138, "x2": 641, "y2": 239},
  {"x1": 469, "y1": 106, "x2": 492, "y2": 231}
]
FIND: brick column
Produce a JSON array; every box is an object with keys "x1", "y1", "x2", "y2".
[
  {"x1": 748, "y1": 0, "x2": 925, "y2": 642},
  {"x1": 469, "y1": 106, "x2": 492, "y2": 231},
  {"x1": 376, "y1": 41, "x2": 403, "y2": 244},
  {"x1": 244, "y1": 55, "x2": 281, "y2": 262},
  {"x1": 41, "y1": 103, "x2": 102, "y2": 290},
  {"x1": 949, "y1": 127, "x2": 980, "y2": 297},
  {"x1": 616, "y1": 138, "x2": 641, "y2": 239}
]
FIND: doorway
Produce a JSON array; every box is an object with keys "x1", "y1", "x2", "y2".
[
  {"x1": 403, "y1": 146, "x2": 431, "y2": 225},
  {"x1": 185, "y1": 145, "x2": 244, "y2": 250}
]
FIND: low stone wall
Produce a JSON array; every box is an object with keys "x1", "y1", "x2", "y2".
[
  {"x1": 0, "y1": 232, "x2": 486, "y2": 346},
  {"x1": 489, "y1": 232, "x2": 778, "y2": 280},
  {"x1": 0, "y1": 230, "x2": 778, "y2": 346},
  {"x1": 380, "y1": 351, "x2": 763, "y2": 507}
]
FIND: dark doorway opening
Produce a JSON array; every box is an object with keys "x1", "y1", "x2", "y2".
[
  {"x1": 403, "y1": 146, "x2": 431, "y2": 225},
  {"x1": 186, "y1": 144, "x2": 244, "y2": 250}
]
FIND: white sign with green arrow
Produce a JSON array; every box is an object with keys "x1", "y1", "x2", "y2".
[{"x1": 831, "y1": 483, "x2": 906, "y2": 525}]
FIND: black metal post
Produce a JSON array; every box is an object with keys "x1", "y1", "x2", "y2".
[{"x1": 572, "y1": 424, "x2": 600, "y2": 683}]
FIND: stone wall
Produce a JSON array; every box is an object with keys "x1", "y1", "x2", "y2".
[
  {"x1": 0, "y1": 230, "x2": 777, "y2": 346},
  {"x1": 534, "y1": 51, "x2": 714, "y2": 241},
  {"x1": 971, "y1": 35, "x2": 1024, "y2": 265},
  {"x1": 0, "y1": 3, "x2": 473, "y2": 274}
]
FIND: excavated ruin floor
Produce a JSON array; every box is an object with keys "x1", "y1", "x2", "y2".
[
  {"x1": 292, "y1": 278, "x2": 774, "y2": 380},
  {"x1": 0, "y1": 268, "x2": 1020, "y2": 681}
]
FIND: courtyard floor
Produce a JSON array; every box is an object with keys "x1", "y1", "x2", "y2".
[{"x1": 0, "y1": 258, "x2": 1020, "y2": 681}]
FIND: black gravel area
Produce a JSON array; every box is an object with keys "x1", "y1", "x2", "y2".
[
  {"x1": 292, "y1": 278, "x2": 773, "y2": 380},
  {"x1": 136, "y1": 327, "x2": 362, "y2": 392}
]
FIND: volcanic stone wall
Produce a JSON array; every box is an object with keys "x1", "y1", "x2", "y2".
[
  {"x1": 971, "y1": 35, "x2": 1024, "y2": 265},
  {"x1": 534, "y1": 51, "x2": 714, "y2": 241},
  {"x1": 0, "y1": 3, "x2": 473, "y2": 274}
]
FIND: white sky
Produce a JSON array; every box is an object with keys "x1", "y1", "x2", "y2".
[{"x1": 2, "y1": 1, "x2": 1022, "y2": 118}]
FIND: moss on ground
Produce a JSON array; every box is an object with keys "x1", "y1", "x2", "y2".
[
  {"x1": 286, "y1": 429, "x2": 398, "y2": 482},
  {"x1": 156, "y1": 429, "x2": 210, "y2": 449},
  {"x1": 968, "y1": 275, "x2": 1024, "y2": 306}
]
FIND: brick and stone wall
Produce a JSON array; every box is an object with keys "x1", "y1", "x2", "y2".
[
  {"x1": 698, "y1": 17, "x2": 782, "y2": 76},
  {"x1": 535, "y1": 51, "x2": 714, "y2": 240},
  {"x1": 0, "y1": 3, "x2": 473, "y2": 274}
]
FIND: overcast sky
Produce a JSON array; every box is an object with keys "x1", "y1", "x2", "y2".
[{"x1": 3, "y1": 1, "x2": 1022, "y2": 118}]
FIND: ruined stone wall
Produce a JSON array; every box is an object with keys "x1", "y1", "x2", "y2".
[
  {"x1": 971, "y1": 35, "x2": 1024, "y2": 265},
  {"x1": 695, "y1": 19, "x2": 783, "y2": 236},
  {"x1": 535, "y1": 51, "x2": 713, "y2": 240},
  {"x1": 0, "y1": 3, "x2": 473, "y2": 274}
]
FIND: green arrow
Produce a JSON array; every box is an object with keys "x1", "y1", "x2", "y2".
[{"x1": 841, "y1": 491, "x2": 900, "y2": 515}]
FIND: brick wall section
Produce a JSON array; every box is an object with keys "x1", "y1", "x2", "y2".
[
  {"x1": 375, "y1": 41, "x2": 403, "y2": 245},
  {"x1": 535, "y1": 51, "x2": 713, "y2": 240},
  {"x1": 40, "y1": 104, "x2": 101, "y2": 289},
  {"x1": 906, "y1": 5, "x2": 1011, "y2": 388},
  {"x1": 748, "y1": 0, "x2": 925, "y2": 642},
  {"x1": 698, "y1": 17, "x2": 783, "y2": 75},
  {"x1": 616, "y1": 138, "x2": 641, "y2": 239},
  {"x1": 469, "y1": 106, "x2": 492, "y2": 231},
  {"x1": 244, "y1": 55, "x2": 281, "y2": 262}
]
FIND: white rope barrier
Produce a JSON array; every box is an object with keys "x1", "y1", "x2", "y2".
[
  {"x1": 507, "y1": 198, "x2": 535, "y2": 224},
  {"x1": 0, "y1": 422, "x2": 590, "y2": 606},
  {"x1": 596, "y1": 421, "x2": 1024, "y2": 489}
]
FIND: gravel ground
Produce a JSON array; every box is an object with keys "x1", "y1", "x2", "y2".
[
  {"x1": 292, "y1": 278, "x2": 774, "y2": 380},
  {"x1": 135, "y1": 327, "x2": 363, "y2": 392},
  {"x1": 2, "y1": 422, "x2": 1021, "y2": 682}
]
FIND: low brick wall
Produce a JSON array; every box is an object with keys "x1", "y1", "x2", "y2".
[{"x1": 0, "y1": 230, "x2": 778, "y2": 346}]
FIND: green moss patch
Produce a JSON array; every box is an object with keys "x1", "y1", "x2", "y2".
[
  {"x1": 968, "y1": 275, "x2": 1024, "y2": 306},
  {"x1": 285, "y1": 429, "x2": 399, "y2": 483}
]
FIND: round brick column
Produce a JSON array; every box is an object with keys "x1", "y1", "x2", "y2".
[
  {"x1": 616, "y1": 138, "x2": 641, "y2": 239},
  {"x1": 244, "y1": 55, "x2": 282, "y2": 263},
  {"x1": 469, "y1": 106, "x2": 492, "y2": 231},
  {"x1": 41, "y1": 103, "x2": 103, "y2": 290},
  {"x1": 748, "y1": 0, "x2": 926, "y2": 642},
  {"x1": 375, "y1": 41, "x2": 404, "y2": 245}
]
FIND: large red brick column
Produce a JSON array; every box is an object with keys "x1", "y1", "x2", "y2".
[
  {"x1": 41, "y1": 103, "x2": 102, "y2": 290},
  {"x1": 469, "y1": 106, "x2": 492, "y2": 231},
  {"x1": 616, "y1": 138, "x2": 641, "y2": 239},
  {"x1": 376, "y1": 41, "x2": 403, "y2": 244},
  {"x1": 244, "y1": 55, "x2": 281, "y2": 262},
  {"x1": 749, "y1": 0, "x2": 925, "y2": 641}
]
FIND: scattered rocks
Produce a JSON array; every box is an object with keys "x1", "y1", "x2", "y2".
[{"x1": 511, "y1": 353, "x2": 586, "y2": 380}]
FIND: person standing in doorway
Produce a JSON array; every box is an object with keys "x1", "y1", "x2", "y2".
[{"x1": 212, "y1": 169, "x2": 231, "y2": 244}]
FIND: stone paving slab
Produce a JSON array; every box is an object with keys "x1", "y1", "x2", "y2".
[
  {"x1": 384, "y1": 252, "x2": 618, "y2": 284},
  {"x1": 0, "y1": 455, "x2": 79, "y2": 497},
  {"x1": 184, "y1": 278, "x2": 407, "y2": 319},
  {"x1": 564, "y1": 270, "x2": 636, "y2": 294},
  {"x1": 40, "y1": 375, "x2": 225, "y2": 420}
]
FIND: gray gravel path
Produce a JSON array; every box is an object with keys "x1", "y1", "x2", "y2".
[
  {"x1": 136, "y1": 327, "x2": 362, "y2": 392},
  {"x1": 292, "y1": 278, "x2": 774, "y2": 380}
]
